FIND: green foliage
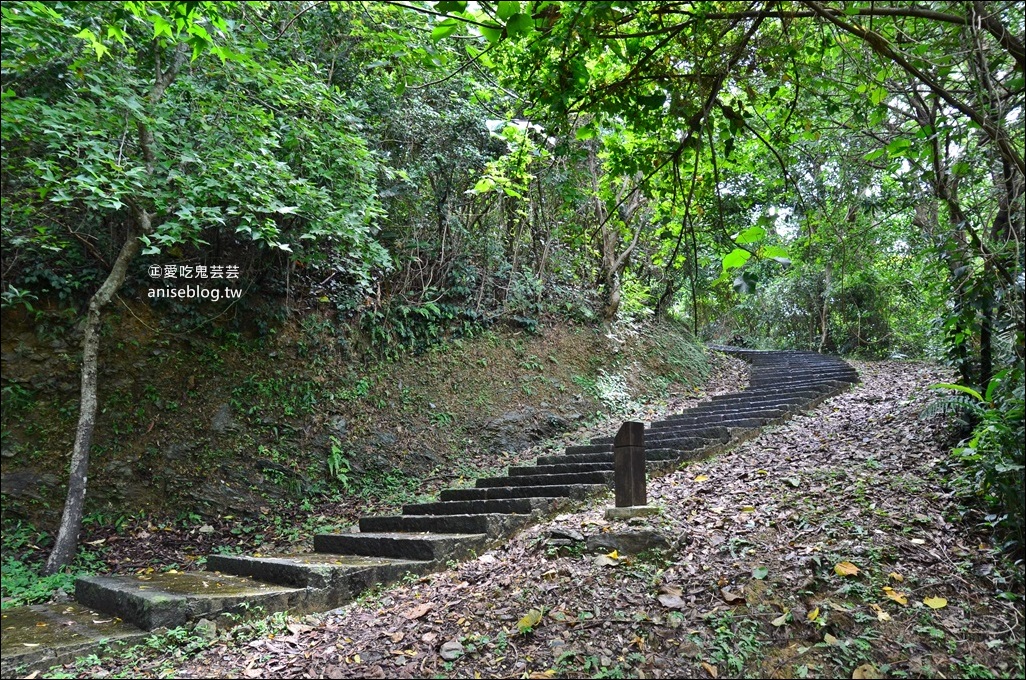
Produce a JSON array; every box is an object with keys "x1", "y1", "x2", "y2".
[
  {"x1": 943, "y1": 367, "x2": 1026, "y2": 545},
  {"x1": 326, "y1": 437, "x2": 352, "y2": 492},
  {"x1": 0, "y1": 520, "x2": 106, "y2": 608}
]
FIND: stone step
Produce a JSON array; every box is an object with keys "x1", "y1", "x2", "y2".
[
  {"x1": 591, "y1": 426, "x2": 729, "y2": 446},
  {"x1": 402, "y1": 497, "x2": 561, "y2": 516},
  {"x1": 536, "y1": 448, "x2": 686, "y2": 466},
  {"x1": 314, "y1": 532, "x2": 488, "y2": 562},
  {"x1": 75, "y1": 571, "x2": 305, "y2": 631},
  {"x1": 439, "y1": 483, "x2": 608, "y2": 502},
  {"x1": 476, "y1": 471, "x2": 612, "y2": 488},
  {"x1": 749, "y1": 371, "x2": 857, "y2": 386},
  {"x1": 359, "y1": 513, "x2": 533, "y2": 536},
  {"x1": 710, "y1": 387, "x2": 825, "y2": 403},
  {"x1": 509, "y1": 462, "x2": 613, "y2": 476},
  {"x1": 653, "y1": 410, "x2": 794, "y2": 428},
  {"x1": 0, "y1": 603, "x2": 149, "y2": 677},
  {"x1": 205, "y1": 553, "x2": 430, "y2": 604},
  {"x1": 743, "y1": 378, "x2": 849, "y2": 393},
  {"x1": 662, "y1": 394, "x2": 810, "y2": 413},
  {"x1": 565, "y1": 443, "x2": 617, "y2": 455},
  {"x1": 649, "y1": 409, "x2": 789, "y2": 430},
  {"x1": 663, "y1": 423, "x2": 767, "y2": 439}
]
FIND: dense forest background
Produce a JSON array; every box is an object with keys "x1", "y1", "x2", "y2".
[{"x1": 1, "y1": 1, "x2": 1023, "y2": 572}]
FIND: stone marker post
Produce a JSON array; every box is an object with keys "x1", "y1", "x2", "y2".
[{"x1": 613, "y1": 421, "x2": 645, "y2": 507}]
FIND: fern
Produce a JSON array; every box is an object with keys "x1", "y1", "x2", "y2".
[{"x1": 919, "y1": 393, "x2": 984, "y2": 422}]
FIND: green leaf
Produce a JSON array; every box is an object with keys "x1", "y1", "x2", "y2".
[
  {"x1": 435, "y1": 1, "x2": 468, "y2": 12},
  {"x1": 575, "y1": 124, "x2": 597, "y2": 140},
  {"x1": 505, "y1": 13, "x2": 533, "y2": 37},
  {"x1": 722, "y1": 248, "x2": 752, "y2": 271},
  {"x1": 638, "y1": 93, "x2": 666, "y2": 110},
  {"x1": 869, "y1": 86, "x2": 889, "y2": 106},
  {"x1": 752, "y1": 566, "x2": 769, "y2": 580},
  {"x1": 473, "y1": 177, "x2": 496, "y2": 193},
  {"x1": 496, "y1": 1, "x2": 521, "y2": 20},
  {"x1": 431, "y1": 19, "x2": 460, "y2": 41},
  {"x1": 477, "y1": 22, "x2": 503, "y2": 44},
  {"x1": 734, "y1": 226, "x2": 765, "y2": 245},
  {"x1": 886, "y1": 138, "x2": 911, "y2": 157},
  {"x1": 930, "y1": 383, "x2": 983, "y2": 401}
]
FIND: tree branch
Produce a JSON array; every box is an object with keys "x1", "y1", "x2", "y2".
[{"x1": 801, "y1": 1, "x2": 1024, "y2": 178}]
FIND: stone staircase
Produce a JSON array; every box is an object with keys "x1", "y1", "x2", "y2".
[{"x1": 0, "y1": 347, "x2": 858, "y2": 676}]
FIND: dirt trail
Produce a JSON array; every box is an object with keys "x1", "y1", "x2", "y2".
[{"x1": 54, "y1": 360, "x2": 1025, "y2": 679}]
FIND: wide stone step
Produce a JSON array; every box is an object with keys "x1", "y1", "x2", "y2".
[
  {"x1": 749, "y1": 371, "x2": 857, "y2": 386},
  {"x1": 509, "y1": 462, "x2": 613, "y2": 476},
  {"x1": 75, "y1": 571, "x2": 304, "y2": 631},
  {"x1": 439, "y1": 483, "x2": 608, "y2": 501},
  {"x1": 656, "y1": 409, "x2": 795, "y2": 427},
  {"x1": 402, "y1": 498, "x2": 561, "y2": 516},
  {"x1": 745, "y1": 378, "x2": 850, "y2": 393},
  {"x1": 314, "y1": 532, "x2": 488, "y2": 562},
  {"x1": 476, "y1": 471, "x2": 612, "y2": 488},
  {"x1": 565, "y1": 443, "x2": 617, "y2": 455},
  {"x1": 359, "y1": 513, "x2": 533, "y2": 536},
  {"x1": 649, "y1": 409, "x2": 789, "y2": 430},
  {"x1": 0, "y1": 603, "x2": 150, "y2": 677},
  {"x1": 205, "y1": 553, "x2": 430, "y2": 597},
  {"x1": 591, "y1": 426, "x2": 729, "y2": 446},
  {"x1": 535, "y1": 448, "x2": 685, "y2": 466},
  {"x1": 661, "y1": 394, "x2": 810, "y2": 414},
  {"x1": 710, "y1": 387, "x2": 825, "y2": 403}
]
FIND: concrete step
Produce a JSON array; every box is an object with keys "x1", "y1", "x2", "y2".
[
  {"x1": 509, "y1": 462, "x2": 613, "y2": 476},
  {"x1": 0, "y1": 603, "x2": 149, "y2": 677},
  {"x1": 205, "y1": 553, "x2": 430, "y2": 603},
  {"x1": 749, "y1": 371, "x2": 857, "y2": 386},
  {"x1": 75, "y1": 571, "x2": 305, "y2": 631},
  {"x1": 535, "y1": 448, "x2": 684, "y2": 466},
  {"x1": 476, "y1": 471, "x2": 612, "y2": 488},
  {"x1": 710, "y1": 388, "x2": 825, "y2": 403},
  {"x1": 653, "y1": 410, "x2": 793, "y2": 428},
  {"x1": 314, "y1": 532, "x2": 488, "y2": 562},
  {"x1": 359, "y1": 513, "x2": 533, "y2": 536},
  {"x1": 402, "y1": 497, "x2": 561, "y2": 516},
  {"x1": 649, "y1": 409, "x2": 789, "y2": 430},
  {"x1": 439, "y1": 483, "x2": 608, "y2": 502},
  {"x1": 565, "y1": 443, "x2": 617, "y2": 455},
  {"x1": 661, "y1": 394, "x2": 809, "y2": 413},
  {"x1": 592, "y1": 425, "x2": 729, "y2": 446}
]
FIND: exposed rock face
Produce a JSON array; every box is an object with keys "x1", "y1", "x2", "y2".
[
  {"x1": 482, "y1": 407, "x2": 572, "y2": 452},
  {"x1": 0, "y1": 471, "x2": 58, "y2": 500},
  {"x1": 210, "y1": 404, "x2": 237, "y2": 433}
]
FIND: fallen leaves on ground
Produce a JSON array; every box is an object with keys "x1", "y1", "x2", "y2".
[{"x1": 55, "y1": 360, "x2": 1024, "y2": 679}]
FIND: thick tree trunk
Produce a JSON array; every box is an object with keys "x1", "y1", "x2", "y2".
[{"x1": 44, "y1": 219, "x2": 146, "y2": 574}]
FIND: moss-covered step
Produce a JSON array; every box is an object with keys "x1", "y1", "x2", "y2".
[
  {"x1": 0, "y1": 603, "x2": 149, "y2": 677},
  {"x1": 75, "y1": 571, "x2": 305, "y2": 631},
  {"x1": 204, "y1": 553, "x2": 433, "y2": 611}
]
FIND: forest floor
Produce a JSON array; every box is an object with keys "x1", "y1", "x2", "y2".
[{"x1": 42, "y1": 360, "x2": 1025, "y2": 679}]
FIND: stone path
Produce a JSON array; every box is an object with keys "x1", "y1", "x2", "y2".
[{"x1": 0, "y1": 348, "x2": 858, "y2": 676}]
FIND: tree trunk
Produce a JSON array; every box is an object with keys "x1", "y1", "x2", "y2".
[
  {"x1": 818, "y1": 262, "x2": 832, "y2": 353},
  {"x1": 44, "y1": 218, "x2": 146, "y2": 574},
  {"x1": 44, "y1": 41, "x2": 185, "y2": 574}
]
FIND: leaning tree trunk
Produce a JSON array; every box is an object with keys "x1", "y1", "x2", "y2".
[
  {"x1": 44, "y1": 219, "x2": 146, "y2": 574},
  {"x1": 44, "y1": 41, "x2": 185, "y2": 574}
]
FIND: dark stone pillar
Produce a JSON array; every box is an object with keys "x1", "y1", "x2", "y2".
[{"x1": 613, "y1": 421, "x2": 645, "y2": 507}]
